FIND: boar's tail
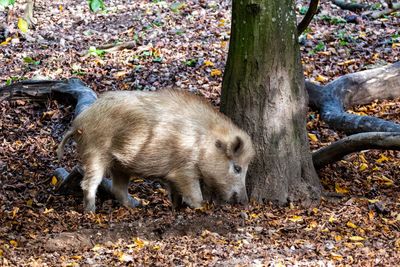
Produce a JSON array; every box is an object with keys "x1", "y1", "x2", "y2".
[{"x1": 56, "y1": 129, "x2": 75, "y2": 161}]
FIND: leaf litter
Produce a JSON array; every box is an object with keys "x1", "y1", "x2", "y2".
[{"x1": 0, "y1": 0, "x2": 399, "y2": 265}]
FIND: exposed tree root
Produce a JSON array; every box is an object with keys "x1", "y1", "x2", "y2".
[
  {"x1": 297, "y1": 0, "x2": 320, "y2": 35},
  {"x1": 313, "y1": 132, "x2": 400, "y2": 168},
  {"x1": 0, "y1": 78, "x2": 97, "y2": 117},
  {"x1": 307, "y1": 62, "x2": 400, "y2": 168},
  {"x1": 54, "y1": 166, "x2": 141, "y2": 207},
  {"x1": 306, "y1": 62, "x2": 400, "y2": 134}
]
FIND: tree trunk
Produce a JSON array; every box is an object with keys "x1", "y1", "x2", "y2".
[{"x1": 221, "y1": 0, "x2": 321, "y2": 204}]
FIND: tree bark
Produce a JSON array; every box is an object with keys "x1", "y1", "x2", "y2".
[{"x1": 221, "y1": 0, "x2": 321, "y2": 204}]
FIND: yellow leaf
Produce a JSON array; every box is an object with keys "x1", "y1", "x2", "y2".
[
  {"x1": 0, "y1": 248, "x2": 3, "y2": 257},
  {"x1": 372, "y1": 165, "x2": 380, "y2": 171},
  {"x1": 392, "y1": 43, "x2": 400, "y2": 48},
  {"x1": 204, "y1": 60, "x2": 214, "y2": 67},
  {"x1": 377, "y1": 175, "x2": 394, "y2": 186},
  {"x1": 43, "y1": 208, "x2": 54, "y2": 214},
  {"x1": 51, "y1": 176, "x2": 58, "y2": 186},
  {"x1": 376, "y1": 154, "x2": 389, "y2": 163},
  {"x1": 92, "y1": 244, "x2": 103, "y2": 251},
  {"x1": 26, "y1": 199, "x2": 33, "y2": 206},
  {"x1": 12, "y1": 207, "x2": 19, "y2": 219},
  {"x1": 346, "y1": 221, "x2": 357, "y2": 229},
  {"x1": 18, "y1": 18, "x2": 29, "y2": 33},
  {"x1": 308, "y1": 133, "x2": 318, "y2": 142},
  {"x1": 249, "y1": 213, "x2": 259, "y2": 219},
  {"x1": 334, "y1": 235, "x2": 342, "y2": 242},
  {"x1": 359, "y1": 154, "x2": 368, "y2": 163},
  {"x1": 349, "y1": 236, "x2": 365, "y2": 242},
  {"x1": 10, "y1": 240, "x2": 18, "y2": 247},
  {"x1": 337, "y1": 59, "x2": 356, "y2": 66},
  {"x1": 367, "y1": 199, "x2": 379, "y2": 203},
  {"x1": 305, "y1": 220, "x2": 318, "y2": 231},
  {"x1": 329, "y1": 215, "x2": 336, "y2": 223},
  {"x1": 335, "y1": 183, "x2": 349, "y2": 194},
  {"x1": 152, "y1": 245, "x2": 161, "y2": 250},
  {"x1": 71, "y1": 255, "x2": 82, "y2": 260},
  {"x1": 315, "y1": 74, "x2": 328, "y2": 82},
  {"x1": 312, "y1": 208, "x2": 318, "y2": 214},
  {"x1": 0, "y1": 37, "x2": 12, "y2": 46},
  {"x1": 359, "y1": 163, "x2": 368, "y2": 171},
  {"x1": 210, "y1": 69, "x2": 222, "y2": 77},
  {"x1": 330, "y1": 252, "x2": 343, "y2": 260},
  {"x1": 59, "y1": 5, "x2": 63, "y2": 12},
  {"x1": 368, "y1": 210, "x2": 375, "y2": 220},
  {"x1": 133, "y1": 237, "x2": 147, "y2": 249},
  {"x1": 395, "y1": 239, "x2": 400, "y2": 249},
  {"x1": 289, "y1": 215, "x2": 303, "y2": 222}
]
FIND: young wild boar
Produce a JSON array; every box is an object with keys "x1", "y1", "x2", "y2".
[{"x1": 57, "y1": 90, "x2": 255, "y2": 212}]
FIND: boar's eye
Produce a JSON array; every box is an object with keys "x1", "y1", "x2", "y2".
[{"x1": 233, "y1": 164, "x2": 242, "y2": 174}]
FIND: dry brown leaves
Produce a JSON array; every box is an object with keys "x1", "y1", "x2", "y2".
[{"x1": 0, "y1": 0, "x2": 399, "y2": 266}]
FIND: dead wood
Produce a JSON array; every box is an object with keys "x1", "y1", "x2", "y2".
[
  {"x1": 0, "y1": 78, "x2": 97, "y2": 117},
  {"x1": 368, "y1": 3, "x2": 400, "y2": 18},
  {"x1": 313, "y1": 132, "x2": 400, "y2": 168},
  {"x1": 306, "y1": 62, "x2": 400, "y2": 134},
  {"x1": 332, "y1": 0, "x2": 369, "y2": 12}
]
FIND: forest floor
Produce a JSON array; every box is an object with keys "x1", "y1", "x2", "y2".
[{"x1": 0, "y1": 0, "x2": 399, "y2": 266}]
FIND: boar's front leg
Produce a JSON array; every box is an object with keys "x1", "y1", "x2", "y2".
[
  {"x1": 110, "y1": 168, "x2": 141, "y2": 208},
  {"x1": 168, "y1": 170, "x2": 203, "y2": 208}
]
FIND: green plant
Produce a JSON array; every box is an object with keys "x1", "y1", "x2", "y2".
[
  {"x1": 23, "y1": 57, "x2": 40, "y2": 65},
  {"x1": 88, "y1": 0, "x2": 105, "y2": 12},
  {"x1": 0, "y1": 0, "x2": 15, "y2": 8},
  {"x1": 88, "y1": 46, "x2": 106, "y2": 57}
]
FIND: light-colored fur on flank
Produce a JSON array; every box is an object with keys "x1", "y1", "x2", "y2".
[{"x1": 58, "y1": 89, "x2": 255, "y2": 212}]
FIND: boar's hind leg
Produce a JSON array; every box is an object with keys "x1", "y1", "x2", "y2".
[
  {"x1": 81, "y1": 156, "x2": 106, "y2": 213},
  {"x1": 110, "y1": 168, "x2": 140, "y2": 208}
]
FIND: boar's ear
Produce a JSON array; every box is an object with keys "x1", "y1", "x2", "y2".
[
  {"x1": 215, "y1": 139, "x2": 227, "y2": 153},
  {"x1": 229, "y1": 136, "x2": 243, "y2": 157}
]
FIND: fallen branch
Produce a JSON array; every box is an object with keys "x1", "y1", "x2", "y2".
[
  {"x1": 306, "y1": 62, "x2": 400, "y2": 134},
  {"x1": 313, "y1": 132, "x2": 400, "y2": 168},
  {"x1": 80, "y1": 41, "x2": 137, "y2": 57},
  {"x1": 332, "y1": 0, "x2": 369, "y2": 12},
  {"x1": 369, "y1": 3, "x2": 400, "y2": 19}
]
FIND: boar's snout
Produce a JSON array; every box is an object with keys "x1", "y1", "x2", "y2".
[{"x1": 231, "y1": 190, "x2": 249, "y2": 206}]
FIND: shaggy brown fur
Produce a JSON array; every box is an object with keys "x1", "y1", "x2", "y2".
[{"x1": 58, "y1": 90, "x2": 255, "y2": 212}]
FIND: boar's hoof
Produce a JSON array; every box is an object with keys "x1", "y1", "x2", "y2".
[{"x1": 123, "y1": 196, "x2": 141, "y2": 208}]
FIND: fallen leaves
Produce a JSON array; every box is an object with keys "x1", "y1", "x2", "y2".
[
  {"x1": 17, "y1": 18, "x2": 28, "y2": 33},
  {"x1": 0, "y1": 0, "x2": 399, "y2": 266}
]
